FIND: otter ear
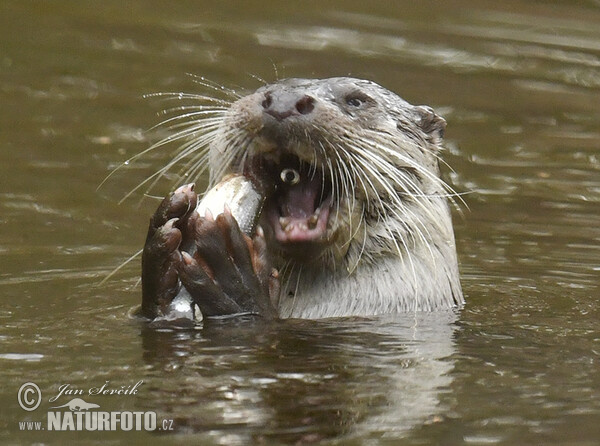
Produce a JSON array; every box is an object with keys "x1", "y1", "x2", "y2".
[{"x1": 414, "y1": 105, "x2": 446, "y2": 144}]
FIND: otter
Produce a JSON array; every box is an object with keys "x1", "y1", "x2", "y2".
[{"x1": 140, "y1": 77, "x2": 463, "y2": 321}]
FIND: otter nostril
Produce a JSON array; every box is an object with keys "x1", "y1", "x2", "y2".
[
  {"x1": 295, "y1": 95, "x2": 315, "y2": 115},
  {"x1": 261, "y1": 93, "x2": 273, "y2": 109}
]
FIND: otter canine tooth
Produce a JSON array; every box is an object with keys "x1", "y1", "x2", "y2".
[{"x1": 279, "y1": 216, "x2": 291, "y2": 230}]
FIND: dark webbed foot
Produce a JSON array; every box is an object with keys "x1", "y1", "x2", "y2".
[
  {"x1": 178, "y1": 208, "x2": 278, "y2": 320},
  {"x1": 141, "y1": 184, "x2": 197, "y2": 319}
]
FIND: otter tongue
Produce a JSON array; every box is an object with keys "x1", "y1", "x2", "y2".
[{"x1": 271, "y1": 170, "x2": 331, "y2": 244}]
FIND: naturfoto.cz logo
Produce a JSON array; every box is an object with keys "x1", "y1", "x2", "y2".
[{"x1": 17, "y1": 381, "x2": 174, "y2": 432}]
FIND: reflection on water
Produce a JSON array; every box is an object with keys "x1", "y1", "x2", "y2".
[
  {"x1": 138, "y1": 312, "x2": 458, "y2": 444},
  {"x1": 1, "y1": 0, "x2": 599, "y2": 444}
]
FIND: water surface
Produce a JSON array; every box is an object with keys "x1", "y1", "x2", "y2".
[{"x1": 1, "y1": 1, "x2": 599, "y2": 444}]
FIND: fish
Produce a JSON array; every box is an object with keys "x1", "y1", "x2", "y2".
[
  {"x1": 196, "y1": 174, "x2": 267, "y2": 235},
  {"x1": 159, "y1": 174, "x2": 269, "y2": 321}
]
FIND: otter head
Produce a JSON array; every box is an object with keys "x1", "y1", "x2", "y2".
[{"x1": 205, "y1": 77, "x2": 451, "y2": 270}]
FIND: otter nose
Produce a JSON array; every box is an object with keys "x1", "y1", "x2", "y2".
[{"x1": 261, "y1": 91, "x2": 315, "y2": 121}]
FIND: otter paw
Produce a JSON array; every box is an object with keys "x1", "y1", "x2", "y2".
[
  {"x1": 141, "y1": 218, "x2": 183, "y2": 318},
  {"x1": 146, "y1": 183, "x2": 197, "y2": 242},
  {"x1": 141, "y1": 183, "x2": 197, "y2": 319},
  {"x1": 178, "y1": 208, "x2": 278, "y2": 320}
]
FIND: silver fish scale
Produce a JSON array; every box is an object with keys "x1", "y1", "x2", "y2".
[{"x1": 196, "y1": 175, "x2": 265, "y2": 235}]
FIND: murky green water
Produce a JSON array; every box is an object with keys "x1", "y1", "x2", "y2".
[{"x1": 1, "y1": 1, "x2": 598, "y2": 444}]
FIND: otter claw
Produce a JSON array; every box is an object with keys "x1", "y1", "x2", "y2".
[{"x1": 147, "y1": 183, "x2": 198, "y2": 239}]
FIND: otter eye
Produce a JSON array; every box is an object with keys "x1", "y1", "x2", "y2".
[
  {"x1": 346, "y1": 97, "x2": 363, "y2": 107},
  {"x1": 280, "y1": 168, "x2": 300, "y2": 185},
  {"x1": 344, "y1": 91, "x2": 372, "y2": 109}
]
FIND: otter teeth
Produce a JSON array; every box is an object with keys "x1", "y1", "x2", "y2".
[
  {"x1": 279, "y1": 208, "x2": 323, "y2": 231},
  {"x1": 279, "y1": 217, "x2": 291, "y2": 230}
]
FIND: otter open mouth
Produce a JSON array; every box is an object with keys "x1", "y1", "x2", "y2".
[
  {"x1": 268, "y1": 168, "x2": 332, "y2": 244},
  {"x1": 249, "y1": 155, "x2": 333, "y2": 246}
]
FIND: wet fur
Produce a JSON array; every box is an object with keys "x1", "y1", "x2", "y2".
[{"x1": 143, "y1": 77, "x2": 463, "y2": 318}]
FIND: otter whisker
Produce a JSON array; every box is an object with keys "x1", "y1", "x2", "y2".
[
  {"x1": 119, "y1": 129, "x2": 222, "y2": 203},
  {"x1": 186, "y1": 73, "x2": 243, "y2": 100},
  {"x1": 278, "y1": 261, "x2": 300, "y2": 318},
  {"x1": 326, "y1": 141, "x2": 357, "y2": 247},
  {"x1": 348, "y1": 148, "x2": 440, "y2": 266},
  {"x1": 153, "y1": 117, "x2": 224, "y2": 146},
  {"x1": 324, "y1": 151, "x2": 341, "y2": 229},
  {"x1": 209, "y1": 131, "x2": 254, "y2": 184},
  {"x1": 345, "y1": 207, "x2": 367, "y2": 274},
  {"x1": 348, "y1": 151, "x2": 427, "y2": 280},
  {"x1": 290, "y1": 264, "x2": 304, "y2": 315},
  {"x1": 158, "y1": 104, "x2": 229, "y2": 115},
  {"x1": 97, "y1": 248, "x2": 143, "y2": 286},
  {"x1": 150, "y1": 109, "x2": 228, "y2": 132},
  {"x1": 144, "y1": 92, "x2": 233, "y2": 106},
  {"x1": 366, "y1": 133, "x2": 465, "y2": 206},
  {"x1": 97, "y1": 116, "x2": 222, "y2": 195},
  {"x1": 345, "y1": 139, "x2": 448, "y2": 243},
  {"x1": 177, "y1": 150, "x2": 211, "y2": 184},
  {"x1": 245, "y1": 72, "x2": 270, "y2": 86},
  {"x1": 344, "y1": 163, "x2": 418, "y2": 281}
]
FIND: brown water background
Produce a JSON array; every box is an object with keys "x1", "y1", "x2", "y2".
[{"x1": 1, "y1": 1, "x2": 599, "y2": 444}]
